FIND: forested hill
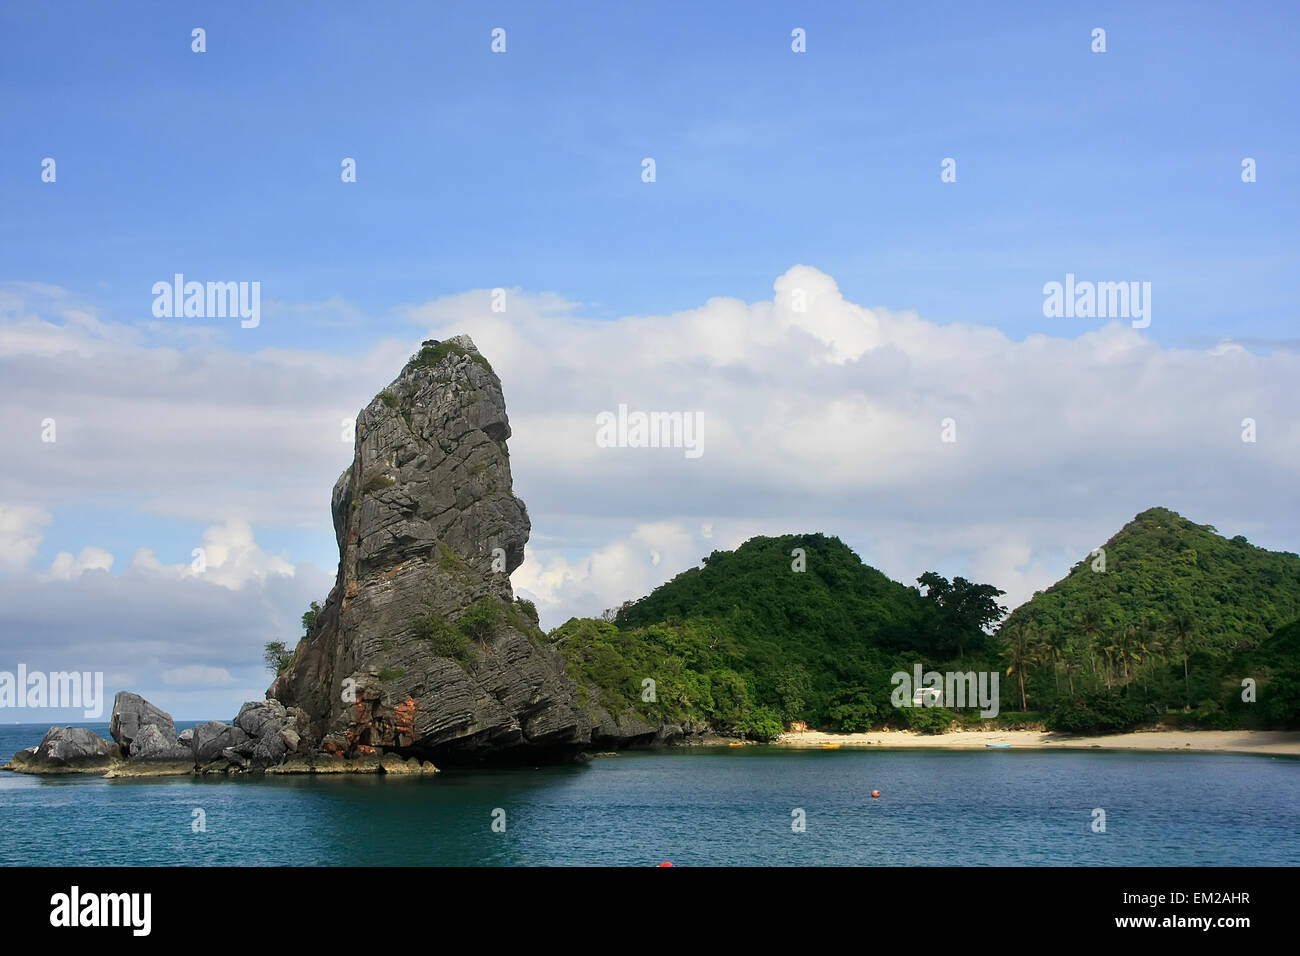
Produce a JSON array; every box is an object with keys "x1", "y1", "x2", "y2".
[
  {"x1": 551, "y1": 534, "x2": 980, "y2": 736},
  {"x1": 549, "y1": 514, "x2": 1300, "y2": 739},
  {"x1": 1001, "y1": 507, "x2": 1300, "y2": 652},
  {"x1": 613, "y1": 533, "x2": 938, "y2": 651}
]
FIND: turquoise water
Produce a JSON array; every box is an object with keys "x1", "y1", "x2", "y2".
[{"x1": 2, "y1": 723, "x2": 1297, "y2": 866}]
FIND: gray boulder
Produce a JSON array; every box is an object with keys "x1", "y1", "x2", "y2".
[
  {"x1": 38, "y1": 726, "x2": 119, "y2": 766},
  {"x1": 234, "y1": 699, "x2": 287, "y2": 739},
  {"x1": 4, "y1": 726, "x2": 120, "y2": 773},
  {"x1": 190, "y1": 721, "x2": 250, "y2": 763},
  {"x1": 109, "y1": 692, "x2": 177, "y2": 749},
  {"x1": 279, "y1": 724, "x2": 301, "y2": 753},
  {"x1": 128, "y1": 723, "x2": 193, "y2": 762},
  {"x1": 251, "y1": 729, "x2": 289, "y2": 765}
]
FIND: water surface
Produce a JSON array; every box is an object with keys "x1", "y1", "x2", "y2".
[{"x1": 2, "y1": 724, "x2": 1295, "y2": 865}]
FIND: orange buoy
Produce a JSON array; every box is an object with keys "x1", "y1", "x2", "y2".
[
  {"x1": 871, "y1": 790, "x2": 881, "y2": 798},
  {"x1": 658, "y1": 861, "x2": 674, "y2": 867}
]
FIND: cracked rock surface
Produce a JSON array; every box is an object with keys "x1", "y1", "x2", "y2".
[{"x1": 269, "y1": 336, "x2": 591, "y2": 759}]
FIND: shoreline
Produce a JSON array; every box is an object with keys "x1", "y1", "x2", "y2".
[{"x1": 771, "y1": 728, "x2": 1300, "y2": 757}]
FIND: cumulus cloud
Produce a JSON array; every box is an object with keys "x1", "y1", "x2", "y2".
[
  {"x1": 0, "y1": 504, "x2": 49, "y2": 570},
  {"x1": 2, "y1": 268, "x2": 1297, "y2": 661},
  {"x1": 0, "y1": 554, "x2": 333, "y2": 721},
  {"x1": 128, "y1": 519, "x2": 295, "y2": 590},
  {"x1": 515, "y1": 522, "x2": 702, "y2": 622},
  {"x1": 406, "y1": 266, "x2": 1300, "y2": 626},
  {"x1": 47, "y1": 546, "x2": 113, "y2": 580},
  {"x1": 0, "y1": 283, "x2": 414, "y2": 530}
]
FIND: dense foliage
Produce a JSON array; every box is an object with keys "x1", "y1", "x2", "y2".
[
  {"x1": 992, "y1": 508, "x2": 1300, "y2": 728},
  {"x1": 552, "y1": 534, "x2": 994, "y2": 738},
  {"x1": 550, "y1": 511, "x2": 1300, "y2": 738},
  {"x1": 1002, "y1": 508, "x2": 1300, "y2": 653}
]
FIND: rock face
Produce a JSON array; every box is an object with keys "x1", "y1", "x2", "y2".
[
  {"x1": 269, "y1": 336, "x2": 591, "y2": 760},
  {"x1": 109, "y1": 691, "x2": 177, "y2": 749},
  {"x1": 21, "y1": 727, "x2": 120, "y2": 771},
  {"x1": 190, "y1": 721, "x2": 249, "y2": 763},
  {"x1": 234, "y1": 700, "x2": 287, "y2": 739},
  {"x1": 2, "y1": 339, "x2": 685, "y2": 778},
  {"x1": 128, "y1": 723, "x2": 192, "y2": 761}
]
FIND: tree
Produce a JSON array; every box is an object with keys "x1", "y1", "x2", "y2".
[
  {"x1": 1167, "y1": 614, "x2": 1199, "y2": 711},
  {"x1": 948, "y1": 577, "x2": 1010, "y2": 632},
  {"x1": 1061, "y1": 651, "x2": 1080, "y2": 696},
  {"x1": 773, "y1": 663, "x2": 812, "y2": 722},
  {"x1": 458, "y1": 598, "x2": 502, "y2": 644},
  {"x1": 264, "y1": 641, "x2": 293, "y2": 676},
  {"x1": 1115, "y1": 623, "x2": 1140, "y2": 685},
  {"x1": 1133, "y1": 623, "x2": 1163, "y2": 697},
  {"x1": 1044, "y1": 634, "x2": 1063, "y2": 694},
  {"x1": 917, "y1": 572, "x2": 1008, "y2": 659},
  {"x1": 999, "y1": 618, "x2": 1040, "y2": 711},
  {"x1": 1079, "y1": 608, "x2": 1103, "y2": 685},
  {"x1": 301, "y1": 600, "x2": 322, "y2": 635}
]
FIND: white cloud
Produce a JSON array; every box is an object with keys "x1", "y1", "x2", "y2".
[
  {"x1": 0, "y1": 283, "x2": 413, "y2": 530},
  {"x1": 133, "y1": 520, "x2": 295, "y2": 590},
  {"x1": 47, "y1": 545, "x2": 113, "y2": 580},
  {"x1": 0, "y1": 504, "x2": 49, "y2": 571},
  {"x1": 515, "y1": 522, "x2": 701, "y2": 623},
  {"x1": 0, "y1": 554, "x2": 333, "y2": 720},
  {"x1": 405, "y1": 266, "x2": 1299, "y2": 626},
  {"x1": 3, "y1": 268, "x2": 1298, "y2": 644}
]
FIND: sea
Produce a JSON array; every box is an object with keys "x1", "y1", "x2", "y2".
[{"x1": 2, "y1": 722, "x2": 1297, "y2": 866}]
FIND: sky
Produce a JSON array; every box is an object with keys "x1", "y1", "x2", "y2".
[{"x1": 1, "y1": 1, "x2": 1297, "y2": 720}]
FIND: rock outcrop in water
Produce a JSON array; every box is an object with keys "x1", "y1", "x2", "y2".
[
  {"x1": 268, "y1": 336, "x2": 593, "y2": 761},
  {"x1": 4, "y1": 691, "x2": 439, "y2": 776},
  {"x1": 3, "y1": 337, "x2": 695, "y2": 779},
  {"x1": 6, "y1": 726, "x2": 121, "y2": 774}
]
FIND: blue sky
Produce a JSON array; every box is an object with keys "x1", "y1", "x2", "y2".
[
  {"x1": 4, "y1": 1, "x2": 1296, "y2": 350},
  {"x1": 2, "y1": 1, "x2": 1297, "y2": 719}
]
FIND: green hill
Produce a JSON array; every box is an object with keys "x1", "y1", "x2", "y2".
[
  {"x1": 996, "y1": 507, "x2": 1300, "y2": 730},
  {"x1": 549, "y1": 510, "x2": 1300, "y2": 739},
  {"x1": 551, "y1": 533, "x2": 988, "y2": 736},
  {"x1": 1004, "y1": 507, "x2": 1300, "y2": 652}
]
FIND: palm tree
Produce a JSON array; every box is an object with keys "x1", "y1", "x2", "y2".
[
  {"x1": 1037, "y1": 629, "x2": 1065, "y2": 695},
  {"x1": 1116, "y1": 623, "x2": 1140, "y2": 685},
  {"x1": 999, "y1": 618, "x2": 1039, "y2": 711},
  {"x1": 1167, "y1": 614, "x2": 1198, "y2": 711},
  {"x1": 1062, "y1": 648, "x2": 1080, "y2": 696},
  {"x1": 1134, "y1": 625, "x2": 1163, "y2": 698},
  {"x1": 1079, "y1": 608, "x2": 1103, "y2": 687},
  {"x1": 1100, "y1": 636, "x2": 1118, "y2": 688}
]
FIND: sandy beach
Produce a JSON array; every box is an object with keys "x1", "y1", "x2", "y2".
[{"x1": 772, "y1": 728, "x2": 1300, "y2": 757}]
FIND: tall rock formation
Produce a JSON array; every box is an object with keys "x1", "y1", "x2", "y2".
[{"x1": 269, "y1": 337, "x2": 591, "y2": 760}]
